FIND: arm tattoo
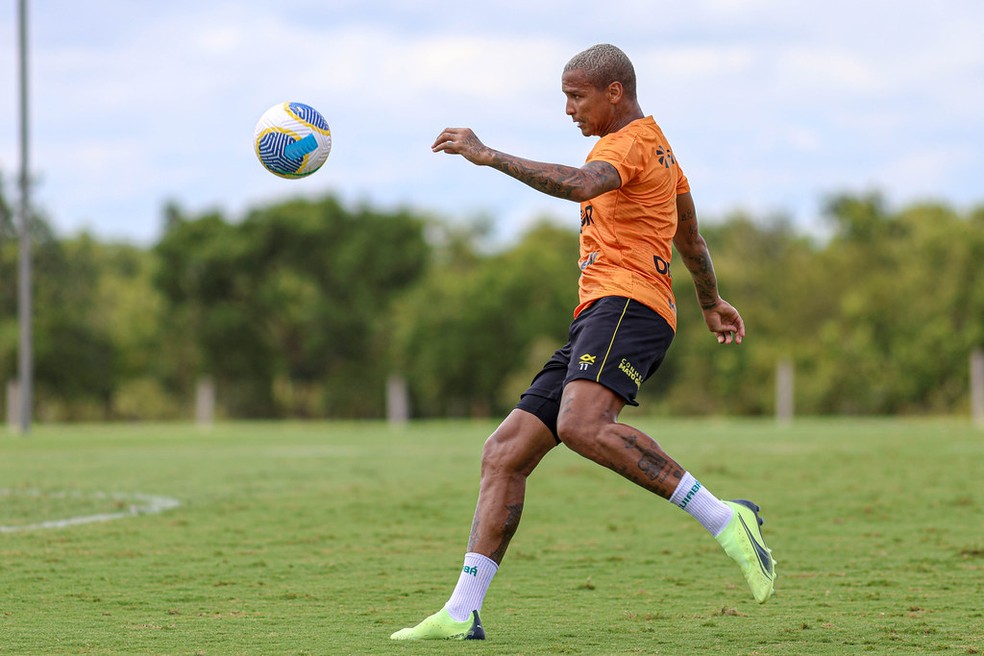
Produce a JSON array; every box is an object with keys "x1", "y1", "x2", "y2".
[
  {"x1": 689, "y1": 252, "x2": 720, "y2": 309},
  {"x1": 676, "y1": 201, "x2": 720, "y2": 308},
  {"x1": 677, "y1": 198, "x2": 699, "y2": 237},
  {"x1": 489, "y1": 154, "x2": 618, "y2": 201}
]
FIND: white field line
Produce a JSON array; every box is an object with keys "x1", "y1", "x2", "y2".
[{"x1": 0, "y1": 489, "x2": 181, "y2": 533}]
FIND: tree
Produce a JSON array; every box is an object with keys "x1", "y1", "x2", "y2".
[
  {"x1": 389, "y1": 220, "x2": 578, "y2": 417},
  {"x1": 1, "y1": 179, "x2": 116, "y2": 420},
  {"x1": 6, "y1": 179, "x2": 984, "y2": 420},
  {"x1": 639, "y1": 214, "x2": 823, "y2": 415},
  {"x1": 805, "y1": 198, "x2": 984, "y2": 413},
  {"x1": 154, "y1": 196, "x2": 430, "y2": 418}
]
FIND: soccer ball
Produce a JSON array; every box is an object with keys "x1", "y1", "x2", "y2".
[{"x1": 253, "y1": 102, "x2": 332, "y2": 179}]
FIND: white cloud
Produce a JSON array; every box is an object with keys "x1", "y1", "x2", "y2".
[{"x1": 0, "y1": 0, "x2": 981, "y2": 244}]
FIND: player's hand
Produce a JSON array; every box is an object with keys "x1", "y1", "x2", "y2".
[
  {"x1": 701, "y1": 298, "x2": 745, "y2": 345},
  {"x1": 432, "y1": 127, "x2": 495, "y2": 166}
]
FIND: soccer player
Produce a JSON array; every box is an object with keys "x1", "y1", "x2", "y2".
[{"x1": 391, "y1": 43, "x2": 776, "y2": 641}]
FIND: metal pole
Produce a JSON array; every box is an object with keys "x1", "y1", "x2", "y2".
[{"x1": 17, "y1": 0, "x2": 33, "y2": 434}]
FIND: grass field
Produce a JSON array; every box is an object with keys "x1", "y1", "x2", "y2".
[{"x1": 1, "y1": 418, "x2": 982, "y2": 655}]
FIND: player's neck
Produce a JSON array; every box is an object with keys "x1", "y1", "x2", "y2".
[{"x1": 604, "y1": 104, "x2": 645, "y2": 135}]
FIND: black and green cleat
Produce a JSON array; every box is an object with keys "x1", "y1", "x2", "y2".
[
  {"x1": 390, "y1": 608, "x2": 485, "y2": 641},
  {"x1": 716, "y1": 499, "x2": 777, "y2": 603}
]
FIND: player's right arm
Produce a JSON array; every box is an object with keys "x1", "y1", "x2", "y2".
[
  {"x1": 673, "y1": 191, "x2": 745, "y2": 345},
  {"x1": 432, "y1": 127, "x2": 621, "y2": 202}
]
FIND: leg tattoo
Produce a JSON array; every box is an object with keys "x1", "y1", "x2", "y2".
[{"x1": 621, "y1": 433, "x2": 684, "y2": 495}]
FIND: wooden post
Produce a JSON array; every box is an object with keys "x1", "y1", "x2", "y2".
[
  {"x1": 195, "y1": 376, "x2": 215, "y2": 427},
  {"x1": 776, "y1": 359, "x2": 794, "y2": 427},
  {"x1": 6, "y1": 380, "x2": 19, "y2": 432},
  {"x1": 972, "y1": 348, "x2": 984, "y2": 429},
  {"x1": 386, "y1": 374, "x2": 410, "y2": 427}
]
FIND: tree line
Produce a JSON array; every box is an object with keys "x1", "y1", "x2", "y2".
[{"x1": 1, "y1": 180, "x2": 982, "y2": 421}]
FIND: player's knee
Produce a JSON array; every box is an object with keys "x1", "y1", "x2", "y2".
[
  {"x1": 556, "y1": 412, "x2": 600, "y2": 458},
  {"x1": 480, "y1": 413, "x2": 555, "y2": 478},
  {"x1": 480, "y1": 432, "x2": 510, "y2": 473},
  {"x1": 479, "y1": 429, "x2": 531, "y2": 478}
]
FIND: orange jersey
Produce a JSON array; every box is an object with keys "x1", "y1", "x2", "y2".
[{"x1": 575, "y1": 116, "x2": 690, "y2": 331}]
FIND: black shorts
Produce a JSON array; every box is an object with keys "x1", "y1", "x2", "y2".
[{"x1": 516, "y1": 296, "x2": 675, "y2": 439}]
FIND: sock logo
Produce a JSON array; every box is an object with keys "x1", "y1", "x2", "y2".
[
  {"x1": 677, "y1": 482, "x2": 702, "y2": 510},
  {"x1": 462, "y1": 565, "x2": 478, "y2": 577}
]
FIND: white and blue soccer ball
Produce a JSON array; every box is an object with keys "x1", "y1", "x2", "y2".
[{"x1": 253, "y1": 102, "x2": 332, "y2": 179}]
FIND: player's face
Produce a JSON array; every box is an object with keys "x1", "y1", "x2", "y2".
[{"x1": 562, "y1": 69, "x2": 616, "y2": 137}]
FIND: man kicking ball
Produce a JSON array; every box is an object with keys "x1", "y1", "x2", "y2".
[{"x1": 392, "y1": 43, "x2": 776, "y2": 641}]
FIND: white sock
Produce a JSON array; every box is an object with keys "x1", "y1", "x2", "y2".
[
  {"x1": 444, "y1": 552, "x2": 498, "y2": 622},
  {"x1": 669, "y1": 472, "x2": 734, "y2": 537}
]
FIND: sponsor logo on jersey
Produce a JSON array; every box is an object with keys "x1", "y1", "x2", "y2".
[
  {"x1": 580, "y1": 205, "x2": 594, "y2": 231},
  {"x1": 579, "y1": 251, "x2": 599, "y2": 271},
  {"x1": 656, "y1": 145, "x2": 676, "y2": 168}
]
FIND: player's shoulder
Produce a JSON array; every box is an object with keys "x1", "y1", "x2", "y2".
[
  {"x1": 610, "y1": 117, "x2": 672, "y2": 152},
  {"x1": 635, "y1": 116, "x2": 671, "y2": 143}
]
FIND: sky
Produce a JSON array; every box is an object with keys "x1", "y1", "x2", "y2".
[{"x1": 0, "y1": 0, "x2": 982, "y2": 245}]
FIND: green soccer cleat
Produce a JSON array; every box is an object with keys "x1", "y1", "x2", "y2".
[
  {"x1": 389, "y1": 608, "x2": 486, "y2": 641},
  {"x1": 716, "y1": 499, "x2": 777, "y2": 603}
]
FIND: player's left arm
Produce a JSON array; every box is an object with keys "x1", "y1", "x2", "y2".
[
  {"x1": 672, "y1": 191, "x2": 745, "y2": 345},
  {"x1": 432, "y1": 127, "x2": 621, "y2": 202}
]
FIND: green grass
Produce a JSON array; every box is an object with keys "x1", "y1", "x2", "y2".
[{"x1": 1, "y1": 418, "x2": 982, "y2": 655}]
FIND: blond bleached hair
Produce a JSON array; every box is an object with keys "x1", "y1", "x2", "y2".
[{"x1": 563, "y1": 43, "x2": 637, "y2": 100}]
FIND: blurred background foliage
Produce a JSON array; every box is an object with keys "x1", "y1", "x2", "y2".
[{"x1": 1, "y1": 177, "x2": 982, "y2": 421}]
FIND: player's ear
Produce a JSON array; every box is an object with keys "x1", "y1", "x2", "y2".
[{"x1": 607, "y1": 81, "x2": 623, "y2": 104}]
